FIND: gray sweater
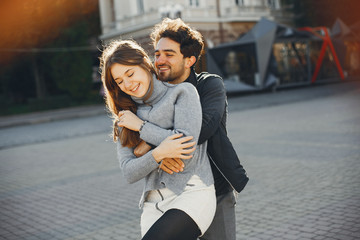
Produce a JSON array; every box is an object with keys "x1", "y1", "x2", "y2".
[{"x1": 117, "y1": 76, "x2": 214, "y2": 207}]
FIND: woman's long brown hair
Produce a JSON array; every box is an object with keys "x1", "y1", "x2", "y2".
[{"x1": 99, "y1": 40, "x2": 157, "y2": 147}]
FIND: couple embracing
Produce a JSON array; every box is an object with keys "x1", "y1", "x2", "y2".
[{"x1": 100, "y1": 18, "x2": 248, "y2": 240}]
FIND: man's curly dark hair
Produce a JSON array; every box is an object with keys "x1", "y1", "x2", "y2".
[{"x1": 150, "y1": 18, "x2": 204, "y2": 65}]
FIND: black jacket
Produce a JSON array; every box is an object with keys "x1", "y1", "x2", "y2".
[{"x1": 186, "y1": 70, "x2": 249, "y2": 195}]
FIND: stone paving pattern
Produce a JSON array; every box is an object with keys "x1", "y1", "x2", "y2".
[{"x1": 0, "y1": 81, "x2": 359, "y2": 239}]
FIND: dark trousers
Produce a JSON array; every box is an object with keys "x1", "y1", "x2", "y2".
[{"x1": 199, "y1": 190, "x2": 236, "y2": 240}]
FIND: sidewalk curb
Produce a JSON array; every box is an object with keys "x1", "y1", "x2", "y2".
[
  {"x1": 1, "y1": 80, "x2": 359, "y2": 129},
  {"x1": 0, "y1": 105, "x2": 107, "y2": 129}
]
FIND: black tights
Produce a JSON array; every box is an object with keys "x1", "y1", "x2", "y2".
[{"x1": 142, "y1": 209, "x2": 201, "y2": 240}]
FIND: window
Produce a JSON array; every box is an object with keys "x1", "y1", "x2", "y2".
[
  {"x1": 272, "y1": 41, "x2": 309, "y2": 84},
  {"x1": 110, "y1": 0, "x2": 116, "y2": 22},
  {"x1": 235, "y1": 0, "x2": 244, "y2": 6},
  {"x1": 175, "y1": 11, "x2": 181, "y2": 18},
  {"x1": 189, "y1": 0, "x2": 199, "y2": 7},
  {"x1": 220, "y1": 45, "x2": 258, "y2": 87},
  {"x1": 267, "y1": 0, "x2": 280, "y2": 9},
  {"x1": 137, "y1": 0, "x2": 144, "y2": 14}
]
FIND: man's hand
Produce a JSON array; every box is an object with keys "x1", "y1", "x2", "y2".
[
  {"x1": 134, "y1": 141, "x2": 152, "y2": 157},
  {"x1": 160, "y1": 158, "x2": 185, "y2": 175}
]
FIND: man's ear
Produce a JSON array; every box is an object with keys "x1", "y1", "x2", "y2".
[{"x1": 185, "y1": 56, "x2": 197, "y2": 69}]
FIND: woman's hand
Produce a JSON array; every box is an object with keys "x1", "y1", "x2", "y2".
[
  {"x1": 152, "y1": 133, "x2": 196, "y2": 163},
  {"x1": 117, "y1": 110, "x2": 144, "y2": 131}
]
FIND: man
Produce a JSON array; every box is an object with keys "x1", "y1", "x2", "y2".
[{"x1": 136, "y1": 18, "x2": 249, "y2": 240}]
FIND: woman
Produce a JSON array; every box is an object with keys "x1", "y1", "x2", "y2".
[{"x1": 100, "y1": 40, "x2": 216, "y2": 240}]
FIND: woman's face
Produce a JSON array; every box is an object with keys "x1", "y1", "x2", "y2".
[{"x1": 110, "y1": 63, "x2": 151, "y2": 98}]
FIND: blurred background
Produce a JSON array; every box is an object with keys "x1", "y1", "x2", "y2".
[
  {"x1": 1, "y1": 0, "x2": 359, "y2": 115},
  {"x1": 0, "y1": 0, "x2": 101, "y2": 116},
  {"x1": 1, "y1": 1, "x2": 360, "y2": 240}
]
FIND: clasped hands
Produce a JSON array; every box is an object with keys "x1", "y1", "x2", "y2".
[
  {"x1": 138, "y1": 134, "x2": 196, "y2": 174},
  {"x1": 117, "y1": 110, "x2": 196, "y2": 175}
]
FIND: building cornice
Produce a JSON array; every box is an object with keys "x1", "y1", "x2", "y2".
[
  {"x1": 99, "y1": 18, "x2": 161, "y2": 40},
  {"x1": 100, "y1": 15, "x2": 276, "y2": 40},
  {"x1": 182, "y1": 16, "x2": 274, "y2": 23}
]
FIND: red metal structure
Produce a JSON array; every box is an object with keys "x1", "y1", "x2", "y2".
[{"x1": 299, "y1": 27, "x2": 345, "y2": 83}]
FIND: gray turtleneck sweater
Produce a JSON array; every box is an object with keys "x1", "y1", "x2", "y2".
[{"x1": 116, "y1": 76, "x2": 214, "y2": 207}]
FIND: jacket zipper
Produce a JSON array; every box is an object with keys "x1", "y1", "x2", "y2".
[
  {"x1": 208, "y1": 154, "x2": 239, "y2": 203},
  {"x1": 207, "y1": 153, "x2": 237, "y2": 193}
]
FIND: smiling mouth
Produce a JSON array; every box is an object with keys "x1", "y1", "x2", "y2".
[
  {"x1": 131, "y1": 84, "x2": 139, "y2": 92},
  {"x1": 158, "y1": 66, "x2": 170, "y2": 72}
]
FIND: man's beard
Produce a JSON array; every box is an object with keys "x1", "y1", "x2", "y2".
[
  {"x1": 158, "y1": 72, "x2": 173, "y2": 82},
  {"x1": 158, "y1": 69, "x2": 181, "y2": 83},
  {"x1": 157, "y1": 61, "x2": 185, "y2": 83}
]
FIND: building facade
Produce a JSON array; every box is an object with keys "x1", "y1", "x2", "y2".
[{"x1": 98, "y1": 0, "x2": 293, "y2": 70}]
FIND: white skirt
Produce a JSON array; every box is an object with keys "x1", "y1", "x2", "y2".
[{"x1": 140, "y1": 175, "x2": 216, "y2": 237}]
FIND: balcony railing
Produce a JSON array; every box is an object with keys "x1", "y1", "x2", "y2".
[
  {"x1": 224, "y1": 5, "x2": 271, "y2": 17},
  {"x1": 114, "y1": 8, "x2": 160, "y2": 31}
]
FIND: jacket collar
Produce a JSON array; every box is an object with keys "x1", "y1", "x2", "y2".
[{"x1": 185, "y1": 69, "x2": 198, "y2": 87}]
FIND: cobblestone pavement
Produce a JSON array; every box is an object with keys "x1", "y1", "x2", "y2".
[
  {"x1": 0, "y1": 81, "x2": 359, "y2": 239},
  {"x1": 229, "y1": 85, "x2": 360, "y2": 240}
]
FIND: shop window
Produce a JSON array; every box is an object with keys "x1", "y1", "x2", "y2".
[{"x1": 220, "y1": 45, "x2": 258, "y2": 87}]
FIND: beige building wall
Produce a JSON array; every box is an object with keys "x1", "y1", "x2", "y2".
[{"x1": 98, "y1": 0, "x2": 293, "y2": 70}]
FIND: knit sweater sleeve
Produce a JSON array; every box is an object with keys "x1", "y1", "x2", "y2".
[
  {"x1": 140, "y1": 83, "x2": 202, "y2": 146},
  {"x1": 117, "y1": 141, "x2": 159, "y2": 183}
]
